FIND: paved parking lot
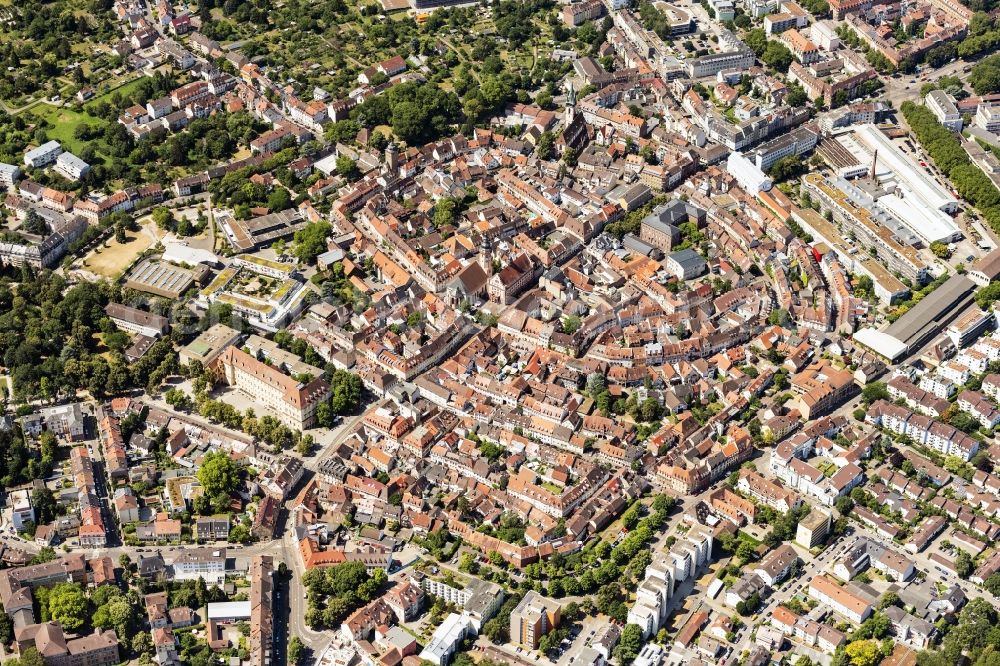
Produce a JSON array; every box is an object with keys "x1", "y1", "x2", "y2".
[{"x1": 553, "y1": 615, "x2": 608, "y2": 665}]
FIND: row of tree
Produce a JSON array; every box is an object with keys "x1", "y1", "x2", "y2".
[
  {"x1": 969, "y1": 52, "x2": 1000, "y2": 95},
  {"x1": 902, "y1": 101, "x2": 1000, "y2": 246},
  {"x1": 958, "y1": 13, "x2": 1000, "y2": 61}
]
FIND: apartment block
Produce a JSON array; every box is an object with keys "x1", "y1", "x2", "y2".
[
  {"x1": 866, "y1": 400, "x2": 980, "y2": 461},
  {"x1": 561, "y1": 0, "x2": 604, "y2": 26},
  {"x1": 628, "y1": 526, "x2": 713, "y2": 639},
  {"x1": 808, "y1": 575, "x2": 873, "y2": 623},
  {"x1": 511, "y1": 591, "x2": 561, "y2": 650},
  {"x1": 249, "y1": 555, "x2": 273, "y2": 666},
  {"x1": 52, "y1": 152, "x2": 90, "y2": 182},
  {"x1": 0, "y1": 163, "x2": 21, "y2": 189},
  {"x1": 796, "y1": 508, "x2": 831, "y2": 548},
  {"x1": 788, "y1": 360, "x2": 856, "y2": 421},
  {"x1": 925, "y1": 90, "x2": 963, "y2": 132},
  {"x1": 738, "y1": 468, "x2": 801, "y2": 513},
  {"x1": 14, "y1": 624, "x2": 119, "y2": 666},
  {"x1": 976, "y1": 102, "x2": 1000, "y2": 133},
  {"x1": 24, "y1": 141, "x2": 63, "y2": 168},
  {"x1": 754, "y1": 544, "x2": 799, "y2": 586},
  {"x1": 171, "y1": 547, "x2": 227, "y2": 583}
]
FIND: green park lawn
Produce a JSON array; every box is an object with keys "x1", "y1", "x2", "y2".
[
  {"x1": 85, "y1": 76, "x2": 147, "y2": 109},
  {"x1": 26, "y1": 104, "x2": 110, "y2": 164}
]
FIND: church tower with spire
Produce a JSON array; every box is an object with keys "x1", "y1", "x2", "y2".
[
  {"x1": 565, "y1": 81, "x2": 577, "y2": 128},
  {"x1": 478, "y1": 236, "x2": 494, "y2": 275}
]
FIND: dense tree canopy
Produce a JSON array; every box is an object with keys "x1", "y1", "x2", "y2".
[
  {"x1": 293, "y1": 221, "x2": 332, "y2": 264},
  {"x1": 92, "y1": 588, "x2": 141, "y2": 641},
  {"x1": 970, "y1": 54, "x2": 1000, "y2": 94},
  {"x1": 917, "y1": 598, "x2": 1000, "y2": 665},
  {"x1": 328, "y1": 369, "x2": 363, "y2": 415},
  {"x1": 352, "y1": 81, "x2": 461, "y2": 145},
  {"x1": 45, "y1": 583, "x2": 88, "y2": 632},
  {"x1": 960, "y1": 14, "x2": 1000, "y2": 59},
  {"x1": 615, "y1": 624, "x2": 644, "y2": 666},
  {"x1": 303, "y1": 561, "x2": 387, "y2": 629},
  {"x1": 196, "y1": 450, "x2": 240, "y2": 498},
  {"x1": 0, "y1": 272, "x2": 177, "y2": 401}
]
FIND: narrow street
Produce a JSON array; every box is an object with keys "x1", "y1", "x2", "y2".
[{"x1": 282, "y1": 529, "x2": 333, "y2": 652}]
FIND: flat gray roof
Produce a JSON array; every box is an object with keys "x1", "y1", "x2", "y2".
[
  {"x1": 883, "y1": 274, "x2": 975, "y2": 348},
  {"x1": 927, "y1": 90, "x2": 958, "y2": 115},
  {"x1": 623, "y1": 234, "x2": 657, "y2": 257},
  {"x1": 668, "y1": 247, "x2": 706, "y2": 270},
  {"x1": 125, "y1": 259, "x2": 195, "y2": 297},
  {"x1": 24, "y1": 140, "x2": 61, "y2": 160},
  {"x1": 206, "y1": 601, "x2": 250, "y2": 620}
]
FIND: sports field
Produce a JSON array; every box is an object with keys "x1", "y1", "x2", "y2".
[{"x1": 83, "y1": 222, "x2": 163, "y2": 278}]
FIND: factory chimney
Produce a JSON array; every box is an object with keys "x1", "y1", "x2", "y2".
[{"x1": 870, "y1": 149, "x2": 878, "y2": 180}]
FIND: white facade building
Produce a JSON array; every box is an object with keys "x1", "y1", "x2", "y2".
[
  {"x1": 811, "y1": 22, "x2": 841, "y2": 50},
  {"x1": 419, "y1": 577, "x2": 504, "y2": 631},
  {"x1": 0, "y1": 163, "x2": 21, "y2": 189},
  {"x1": 626, "y1": 526, "x2": 712, "y2": 639},
  {"x1": 419, "y1": 613, "x2": 474, "y2": 666},
  {"x1": 925, "y1": 91, "x2": 963, "y2": 132},
  {"x1": 727, "y1": 152, "x2": 773, "y2": 192},
  {"x1": 53, "y1": 152, "x2": 91, "y2": 182},
  {"x1": 918, "y1": 374, "x2": 955, "y2": 399},
  {"x1": 867, "y1": 401, "x2": 979, "y2": 462},
  {"x1": 977, "y1": 102, "x2": 1000, "y2": 133},
  {"x1": 24, "y1": 141, "x2": 63, "y2": 168},
  {"x1": 9, "y1": 489, "x2": 34, "y2": 531},
  {"x1": 808, "y1": 575, "x2": 872, "y2": 624},
  {"x1": 170, "y1": 547, "x2": 227, "y2": 583}
]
